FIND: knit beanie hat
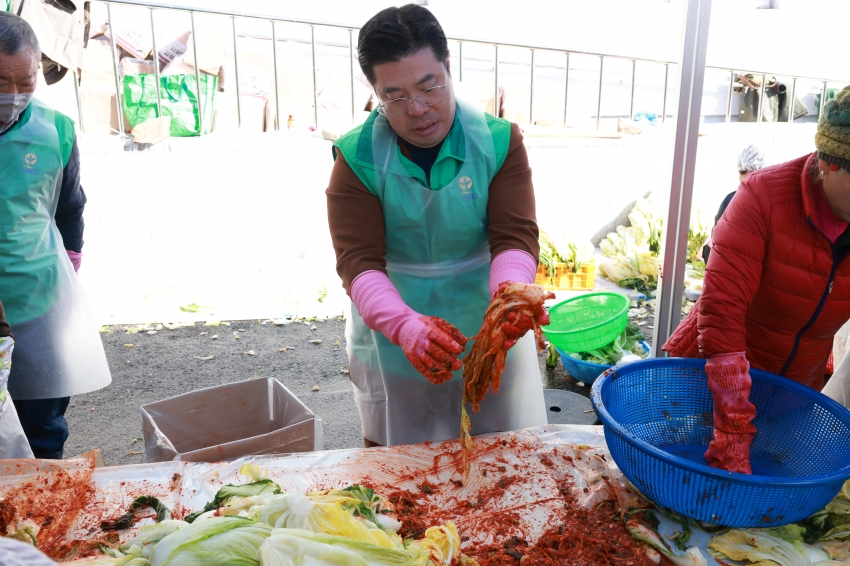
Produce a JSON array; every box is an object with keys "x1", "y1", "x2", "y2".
[{"x1": 815, "y1": 84, "x2": 850, "y2": 171}]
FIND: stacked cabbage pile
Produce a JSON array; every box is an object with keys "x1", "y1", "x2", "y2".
[
  {"x1": 68, "y1": 465, "x2": 475, "y2": 566},
  {"x1": 598, "y1": 197, "x2": 663, "y2": 295}
]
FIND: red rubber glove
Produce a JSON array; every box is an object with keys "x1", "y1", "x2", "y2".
[
  {"x1": 398, "y1": 315, "x2": 468, "y2": 384},
  {"x1": 703, "y1": 352, "x2": 757, "y2": 474},
  {"x1": 494, "y1": 280, "x2": 551, "y2": 349}
]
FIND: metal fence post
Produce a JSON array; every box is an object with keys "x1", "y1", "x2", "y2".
[
  {"x1": 189, "y1": 12, "x2": 205, "y2": 135},
  {"x1": 787, "y1": 77, "x2": 797, "y2": 123},
  {"x1": 529, "y1": 49, "x2": 535, "y2": 126},
  {"x1": 725, "y1": 71, "x2": 734, "y2": 123},
  {"x1": 661, "y1": 64, "x2": 669, "y2": 123},
  {"x1": 271, "y1": 20, "x2": 280, "y2": 131},
  {"x1": 563, "y1": 52, "x2": 569, "y2": 128},
  {"x1": 493, "y1": 44, "x2": 499, "y2": 117},
  {"x1": 149, "y1": 8, "x2": 162, "y2": 117},
  {"x1": 820, "y1": 80, "x2": 828, "y2": 120},
  {"x1": 106, "y1": 3, "x2": 126, "y2": 136},
  {"x1": 231, "y1": 17, "x2": 241, "y2": 128},
  {"x1": 349, "y1": 29, "x2": 355, "y2": 122},
  {"x1": 72, "y1": 69, "x2": 84, "y2": 133},
  {"x1": 629, "y1": 59, "x2": 636, "y2": 121},
  {"x1": 458, "y1": 41, "x2": 463, "y2": 82},
  {"x1": 311, "y1": 25, "x2": 318, "y2": 130},
  {"x1": 756, "y1": 74, "x2": 766, "y2": 123},
  {"x1": 652, "y1": 0, "x2": 713, "y2": 354},
  {"x1": 596, "y1": 56, "x2": 604, "y2": 130}
]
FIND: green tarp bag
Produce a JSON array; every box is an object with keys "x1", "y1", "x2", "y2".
[{"x1": 123, "y1": 73, "x2": 217, "y2": 137}]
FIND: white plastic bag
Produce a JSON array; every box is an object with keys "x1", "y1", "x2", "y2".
[
  {"x1": 0, "y1": 338, "x2": 34, "y2": 459},
  {"x1": 824, "y1": 348, "x2": 850, "y2": 409},
  {"x1": 834, "y1": 319, "x2": 850, "y2": 369}
]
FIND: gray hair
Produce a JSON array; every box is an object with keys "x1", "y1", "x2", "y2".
[{"x1": 0, "y1": 12, "x2": 41, "y2": 61}]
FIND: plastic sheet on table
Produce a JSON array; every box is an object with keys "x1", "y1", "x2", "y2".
[{"x1": 0, "y1": 425, "x2": 721, "y2": 563}]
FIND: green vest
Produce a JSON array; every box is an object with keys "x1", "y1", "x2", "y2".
[
  {"x1": 334, "y1": 100, "x2": 546, "y2": 446},
  {"x1": 0, "y1": 99, "x2": 76, "y2": 325},
  {"x1": 0, "y1": 99, "x2": 112, "y2": 399}
]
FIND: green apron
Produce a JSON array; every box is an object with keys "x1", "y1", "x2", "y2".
[
  {"x1": 0, "y1": 99, "x2": 111, "y2": 400},
  {"x1": 337, "y1": 99, "x2": 546, "y2": 446}
]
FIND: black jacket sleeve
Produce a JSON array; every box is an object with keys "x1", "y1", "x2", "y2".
[{"x1": 54, "y1": 137, "x2": 86, "y2": 253}]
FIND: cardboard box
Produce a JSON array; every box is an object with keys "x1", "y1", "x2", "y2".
[
  {"x1": 79, "y1": 35, "x2": 125, "y2": 89},
  {"x1": 132, "y1": 116, "x2": 171, "y2": 145},
  {"x1": 102, "y1": 21, "x2": 153, "y2": 60},
  {"x1": 211, "y1": 90, "x2": 271, "y2": 132},
  {"x1": 78, "y1": 86, "x2": 130, "y2": 135},
  {"x1": 141, "y1": 377, "x2": 323, "y2": 463},
  {"x1": 182, "y1": 15, "x2": 228, "y2": 77}
]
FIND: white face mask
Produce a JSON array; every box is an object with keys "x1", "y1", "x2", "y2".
[{"x1": 0, "y1": 92, "x2": 34, "y2": 127}]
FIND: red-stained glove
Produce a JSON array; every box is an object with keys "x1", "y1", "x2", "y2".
[
  {"x1": 703, "y1": 352, "x2": 757, "y2": 474},
  {"x1": 350, "y1": 271, "x2": 468, "y2": 385},
  {"x1": 398, "y1": 315, "x2": 468, "y2": 384},
  {"x1": 493, "y1": 280, "x2": 551, "y2": 349}
]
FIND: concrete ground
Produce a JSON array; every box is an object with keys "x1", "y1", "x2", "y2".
[{"x1": 63, "y1": 316, "x2": 602, "y2": 466}]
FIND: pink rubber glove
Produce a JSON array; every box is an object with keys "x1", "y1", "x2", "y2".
[
  {"x1": 704, "y1": 352, "x2": 757, "y2": 474},
  {"x1": 66, "y1": 250, "x2": 82, "y2": 274},
  {"x1": 490, "y1": 250, "x2": 544, "y2": 349},
  {"x1": 489, "y1": 249, "x2": 537, "y2": 297},
  {"x1": 350, "y1": 271, "x2": 468, "y2": 384}
]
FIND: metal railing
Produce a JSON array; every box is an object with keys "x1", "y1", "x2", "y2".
[
  {"x1": 88, "y1": 0, "x2": 845, "y2": 136},
  {"x1": 709, "y1": 67, "x2": 848, "y2": 123}
]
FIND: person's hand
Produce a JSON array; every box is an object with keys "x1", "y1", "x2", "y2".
[
  {"x1": 703, "y1": 352, "x2": 757, "y2": 474},
  {"x1": 398, "y1": 316, "x2": 467, "y2": 384},
  {"x1": 66, "y1": 250, "x2": 82, "y2": 274},
  {"x1": 494, "y1": 281, "x2": 550, "y2": 349}
]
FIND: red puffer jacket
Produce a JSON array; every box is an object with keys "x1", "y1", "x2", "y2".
[{"x1": 664, "y1": 153, "x2": 850, "y2": 389}]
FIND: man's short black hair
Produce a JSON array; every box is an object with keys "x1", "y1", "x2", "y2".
[
  {"x1": 357, "y1": 4, "x2": 449, "y2": 87},
  {"x1": 0, "y1": 12, "x2": 41, "y2": 61}
]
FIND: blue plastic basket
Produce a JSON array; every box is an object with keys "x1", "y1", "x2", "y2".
[
  {"x1": 556, "y1": 342, "x2": 650, "y2": 385},
  {"x1": 591, "y1": 358, "x2": 850, "y2": 527}
]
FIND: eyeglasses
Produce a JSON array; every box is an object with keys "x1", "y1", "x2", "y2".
[{"x1": 377, "y1": 82, "x2": 447, "y2": 117}]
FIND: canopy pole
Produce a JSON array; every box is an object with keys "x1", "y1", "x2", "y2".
[{"x1": 652, "y1": 0, "x2": 713, "y2": 355}]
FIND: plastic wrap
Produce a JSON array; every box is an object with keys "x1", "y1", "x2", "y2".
[
  {"x1": 0, "y1": 425, "x2": 721, "y2": 564},
  {"x1": 0, "y1": 338, "x2": 33, "y2": 459}
]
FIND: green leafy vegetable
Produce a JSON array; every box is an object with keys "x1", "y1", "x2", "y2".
[
  {"x1": 655, "y1": 507, "x2": 693, "y2": 551},
  {"x1": 101, "y1": 496, "x2": 172, "y2": 531},
  {"x1": 598, "y1": 196, "x2": 663, "y2": 293},
  {"x1": 546, "y1": 343, "x2": 559, "y2": 368},
  {"x1": 708, "y1": 527, "x2": 829, "y2": 566},
  {"x1": 568, "y1": 322, "x2": 648, "y2": 366},
  {"x1": 257, "y1": 528, "x2": 430, "y2": 566},
  {"x1": 184, "y1": 480, "x2": 282, "y2": 523},
  {"x1": 149, "y1": 516, "x2": 272, "y2": 566},
  {"x1": 624, "y1": 517, "x2": 707, "y2": 566}
]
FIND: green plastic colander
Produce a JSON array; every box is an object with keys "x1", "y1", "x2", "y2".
[{"x1": 542, "y1": 292, "x2": 630, "y2": 353}]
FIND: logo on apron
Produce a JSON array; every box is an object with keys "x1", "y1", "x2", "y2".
[
  {"x1": 459, "y1": 176, "x2": 477, "y2": 201},
  {"x1": 21, "y1": 153, "x2": 40, "y2": 176}
]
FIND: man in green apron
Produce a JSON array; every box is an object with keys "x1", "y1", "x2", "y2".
[
  {"x1": 326, "y1": 4, "x2": 548, "y2": 447},
  {"x1": 0, "y1": 13, "x2": 111, "y2": 459}
]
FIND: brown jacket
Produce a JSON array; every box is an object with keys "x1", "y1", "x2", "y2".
[{"x1": 326, "y1": 122, "x2": 539, "y2": 293}]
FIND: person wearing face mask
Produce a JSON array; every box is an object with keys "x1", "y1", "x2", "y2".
[
  {"x1": 664, "y1": 85, "x2": 850, "y2": 475},
  {"x1": 0, "y1": 13, "x2": 111, "y2": 459},
  {"x1": 326, "y1": 5, "x2": 548, "y2": 448}
]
